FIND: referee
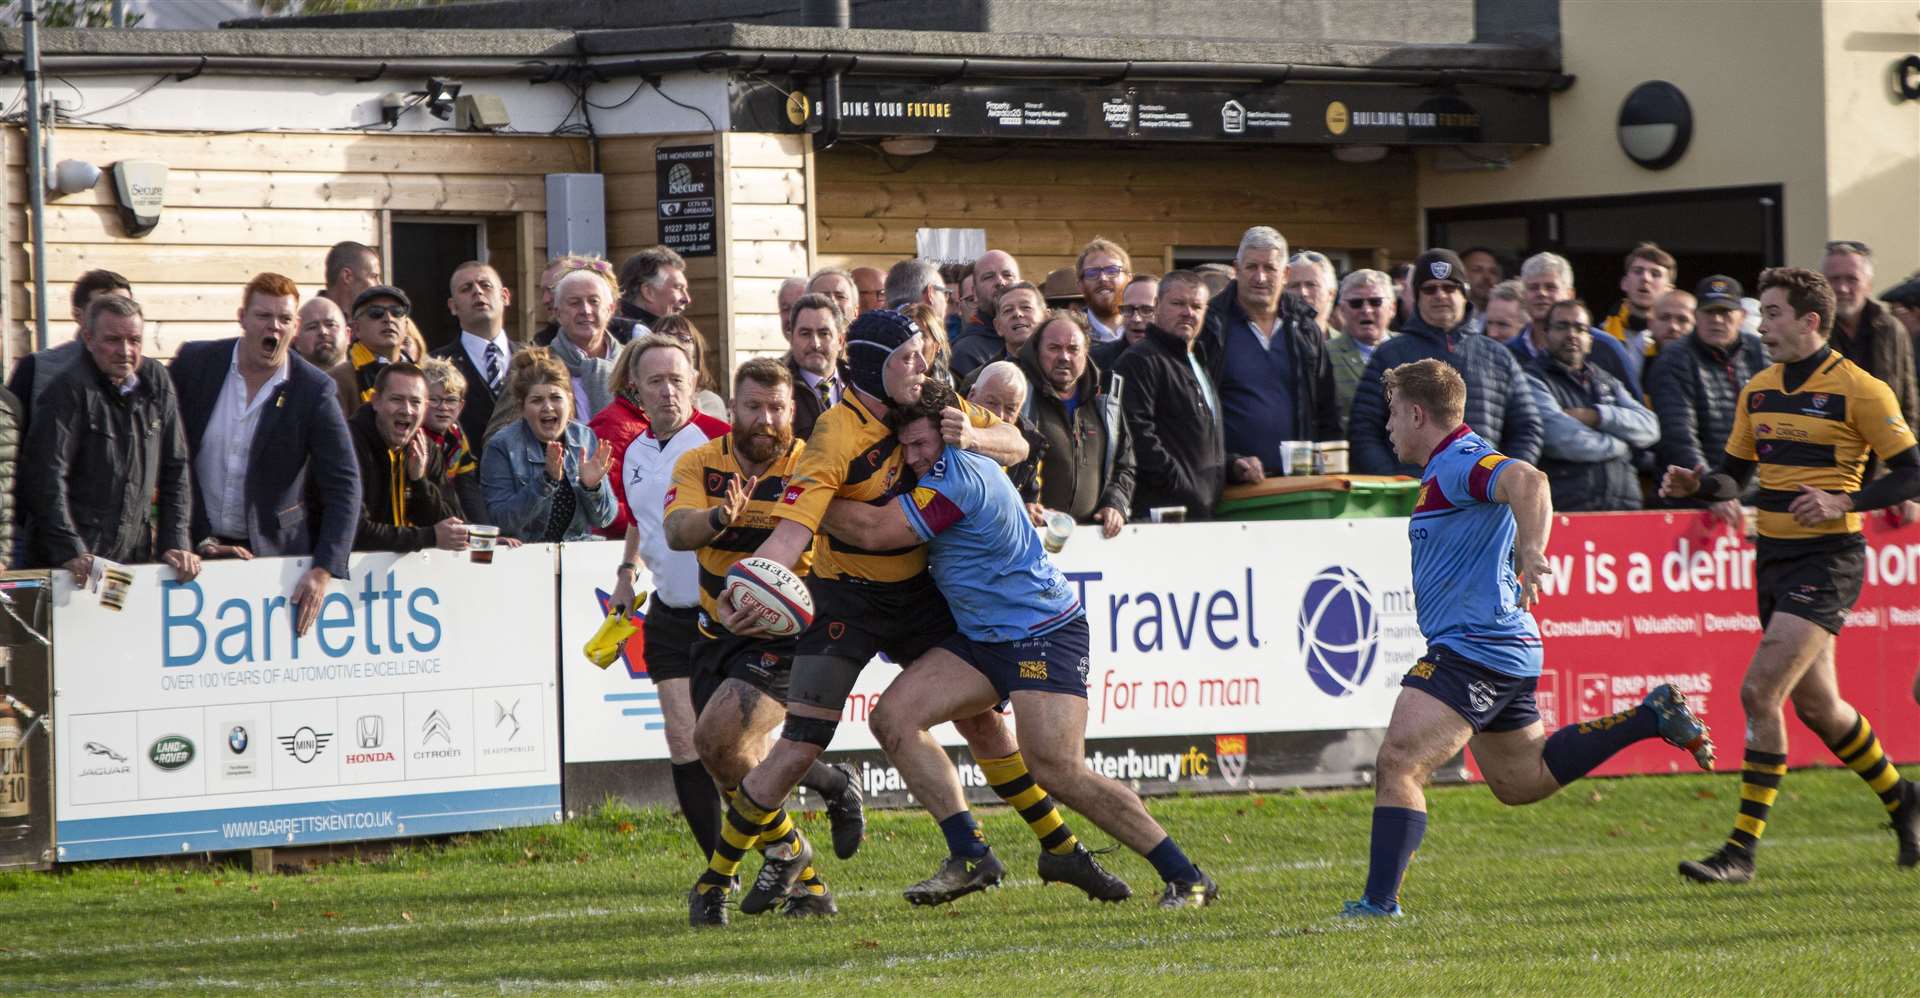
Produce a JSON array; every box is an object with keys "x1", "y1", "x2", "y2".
[{"x1": 1662, "y1": 267, "x2": 1920, "y2": 883}]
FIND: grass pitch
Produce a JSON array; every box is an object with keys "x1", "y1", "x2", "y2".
[{"x1": 3, "y1": 767, "x2": 1916, "y2": 994}]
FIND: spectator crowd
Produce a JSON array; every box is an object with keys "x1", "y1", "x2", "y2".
[{"x1": 2, "y1": 228, "x2": 1918, "y2": 600}]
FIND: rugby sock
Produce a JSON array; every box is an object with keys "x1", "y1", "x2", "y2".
[
  {"x1": 1824, "y1": 714, "x2": 1905, "y2": 813},
  {"x1": 800, "y1": 760, "x2": 851, "y2": 799},
  {"x1": 740, "y1": 794, "x2": 826, "y2": 894},
  {"x1": 978, "y1": 752, "x2": 1080, "y2": 855},
  {"x1": 1362, "y1": 806, "x2": 1427, "y2": 909},
  {"x1": 697, "y1": 788, "x2": 777, "y2": 892},
  {"x1": 670, "y1": 760, "x2": 721, "y2": 859},
  {"x1": 1541, "y1": 705, "x2": 1660, "y2": 785},
  {"x1": 939, "y1": 811, "x2": 991, "y2": 860},
  {"x1": 1144, "y1": 837, "x2": 1200, "y2": 884},
  {"x1": 1726, "y1": 749, "x2": 1787, "y2": 854}
]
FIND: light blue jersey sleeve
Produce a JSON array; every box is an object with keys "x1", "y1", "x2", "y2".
[
  {"x1": 1433, "y1": 438, "x2": 1513, "y2": 508},
  {"x1": 899, "y1": 448, "x2": 982, "y2": 541}
]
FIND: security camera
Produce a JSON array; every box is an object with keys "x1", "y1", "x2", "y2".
[{"x1": 48, "y1": 159, "x2": 101, "y2": 197}]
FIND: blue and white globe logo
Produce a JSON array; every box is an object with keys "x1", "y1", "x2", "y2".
[{"x1": 1297, "y1": 566, "x2": 1379, "y2": 697}]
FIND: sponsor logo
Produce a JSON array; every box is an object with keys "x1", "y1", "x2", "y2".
[
  {"x1": 227, "y1": 725, "x2": 249, "y2": 755},
  {"x1": 1429, "y1": 261, "x2": 1453, "y2": 281},
  {"x1": 1214, "y1": 734, "x2": 1248, "y2": 787},
  {"x1": 277, "y1": 726, "x2": 332, "y2": 764},
  {"x1": 148, "y1": 734, "x2": 195, "y2": 771},
  {"x1": 666, "y1": 162, "x2": 703, "y2": 196},
  {"x1": 1297, "y1": 566, "x2": 1379, "y2": 698},
  {"x1": 1018, "y1": 659, "x2": 1048, "y2": 680},
  {"x1": 663, "y1": 486, "x2": 677, "y2": 507},
  {"x1": 422, "y1": 710, "x2": 452, "y2": 745},
  {"x1": 494, "y1": 699, "x2": 522, "y2": 741},
  {"x1": 1325, "y1": 100, "x2": 1349, "y2": 135},
  {"x1": 78, "y1": 740, "x2": 132, "y2": 778},
  {"x1": 1220, "y1": 99, "x2": 1246, "y2": 134},
  {"x1": 784, "y1": 91, "x2": 811, "y2": 127},
  {"x1": 357, "y1": 715, "x2": 385, "y2": 749},
  {"x1": 1757, "y1": 422, "x2": 1771, "y2": 436},
  {"x1": 85, "y1": 741, "x2": 127, "y2": 763},
  {"x1": 782, "y1": 484, "x2": 804, "y2": 505},
  {"x1": 1467, "y1": 680, "x2": 1496, "y2": 714}
]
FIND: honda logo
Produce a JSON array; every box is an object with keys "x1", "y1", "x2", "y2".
[{"x1": 357, "y1": 715, "x2": 384, "y2": 749}]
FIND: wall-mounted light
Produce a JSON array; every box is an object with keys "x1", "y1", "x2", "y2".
[
  {"x1": 879, "y1": 136, "x2": 936, "y2": 157},
  {"x1": 48, "y1": 158, "x2": 100, "y2": 197},
  {"x1": 1618, "y1": 81, "x2": 1692, "y2": 170},
  {"x1": 1331, "y1": 145, "x2": 1389, "y2": 164}
]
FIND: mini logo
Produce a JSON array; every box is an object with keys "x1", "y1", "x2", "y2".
[
  {"x1": 1221, "y1": 99, "x2": 1246, "y2": 134},
  {"x1": 148, "y1": 735, "x2": 195, "y2": 771},
  {"x1": 1298, "y1": 566, "x2": 1379, "y2": 697},
  {"x1": 85, "y1": 741, "x2": 127, "y2": 762},
  {"x1": 494, "y1": 699, "x2": 521, "y2": 741},
  {"x1": 782, "y1": 484, "x2": 804, "y2": 505},
  {"x1": 1467, "y1": 680, "x2": 1496, "y2": 713},
  {"x1": 1429, "y1": 261, "x2": 1453, "y2": 281},
  {"x1": 228, "y1": 726, "x2": 249, "y2": 754},
  {"x1": 1214, "y1": 735, "x2": 1248, "y2": 787},
  {"x1": 277, "y1": 726, "x2": 332, "y2": 764},
  {"x1": 357, "y1": 715, "x2": 384, "y2": 749},
  {"x1": 1018, "y1": 660, "x2": 1048, "y2": 680},
  {"x1": 423, "y1": 710, "x2": 452, "y2": 744},
  {"x1": 1325, "y1": 100, "x2": 1350, "y2": 135}
]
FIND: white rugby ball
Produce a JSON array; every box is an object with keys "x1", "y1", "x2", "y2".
[{"x1": 723, "y1": 557, "x2": 815, "y2": 637}]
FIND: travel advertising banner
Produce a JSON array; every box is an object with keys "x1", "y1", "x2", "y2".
[{"x1": 52, "y1": 547, "x2": 563, "y2": 861}]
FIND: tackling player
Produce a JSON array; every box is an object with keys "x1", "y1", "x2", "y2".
[
  {"x1": 1343, "y1": 358, "x2": 1713, "y2": 918},
  {"x1": 692, "y1": 310, "x2": 1120, "y2": 922},
  {"x1": 664, "y1": 359, "x2": 861, "y2": 922},
  {"x1": 821, "y1": 380, "x2": 1218, "y2": 907},
  {"x1": 1661, "y1": 267, "x2": 1920, "y2": 882}
]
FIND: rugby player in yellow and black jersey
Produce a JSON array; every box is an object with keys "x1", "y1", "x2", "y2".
[
  {"x1": 1662, "y1": 267, "x2": 1920, "y2": 883},
  {"x1": 662, "y1": 357, "x2": 863, "y2": 920},
  {"x1": 688, "y1": 309, "x2": 1119, "y2": 926}
]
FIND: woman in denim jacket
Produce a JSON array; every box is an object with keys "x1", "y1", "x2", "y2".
[{"x1": 479, "y1": 348, "x2": 616, "y2": 542}]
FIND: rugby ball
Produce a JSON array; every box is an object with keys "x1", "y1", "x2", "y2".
[{"x1": 723, "y1": 557, "x2": 815, "y2": 637}]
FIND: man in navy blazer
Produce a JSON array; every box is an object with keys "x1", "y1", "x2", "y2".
[{"x1": 170, "y1": 273, "x2": 361, "y2": 635}]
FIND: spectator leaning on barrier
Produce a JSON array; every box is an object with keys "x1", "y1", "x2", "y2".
[
  {"x1": 1113, "y1": 269, "x2": 1231, "y2": 519},
  {"x1": 547, "y1": 268, "x2": 621, "y2": 422},
  {"x1": 617, "y1": 246, "x2": 691, "y2": 336},
  {"x1": 1285, "y1": 250, "x2": 1338, "y2": 339},
  {"x1": 1199, "y1": 226, "x2": 1341, "y2": 480},
  {"x1": 1526, "y1": 298, "x2": 1659, "y2": 512},
  {"x1": 22, "y1": 295, "x2": 197, "y2": 580},
  {"x1": 172, "y1": 273, "x2": 360, "y2": 637},
  {"x1": 953, "y1": 280, "x2": 1044, "y2": 385},
  {"x1": 1647, "y1": 288, "x2": 1697, "y2": 351},
  {"x1": 1644, "y1": 275, "x2": 1770, "y2": 514},
  {"x1": 1328, "y1": 269, "x2": 1396, "y2": 433},
  {"x1": 1350, "y1": 249, "x2": 1541, "y2": 476},
  {"x1": 419, "y1": 356, "x2": 486, "y2": 525},
  {"x1": 1016, "y1": 308, "x2": 1135, "y2": 537},
  {"x1": 1824, "y1": 240, "x2": 1919, "y2": 440},
  {"x1": 348, "y1": 362, "x2": 470, "y2": 553},
  {"x1": 1512, "y1": 251, "x2": 1643, "y2": 398},
  {"x1": 335, "y1": 284, "x2": 418, "y2": 417},
  {"x1": 1460, "y1": 246, "x2": 1504, "y2": 334},
  {"x1": 1600, "y1": 242, "x2": 1676, "y2": 382},
  {"x1": 430, "y1": 261, "x2": 520, "y2": 448},
  {"x1": 784, "y1": 292, "x2": 849, "y2": 441},
  {"x1": 967, "y1": 360, "x2": 1044, "y2": 500},
  {"x1": 478, "y1": 348, "x2": 615, "y2": 543},
  {"x1": 1481, "y1": 279, "x2": 1527, "y2": 345},
  {"x1": 6, "y1": 268, "x2": 133, "y2": 430},
  {"x1": 1077, "y1": 237, "x2": 1132, "y2": 345}
]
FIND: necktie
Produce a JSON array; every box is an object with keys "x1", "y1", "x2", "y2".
[
  {"x1": 484, "y1": 343, "x2": 503, "y2": 393},
  {"x1": 818, "y1": 376, "x2": 835, "y2": 407}
]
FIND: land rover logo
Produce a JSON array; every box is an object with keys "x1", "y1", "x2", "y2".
[{"x1": 149, "y1": 735, "x2": 195, "y2": 771}]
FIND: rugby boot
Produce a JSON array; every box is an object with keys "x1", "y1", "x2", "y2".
[
  {"x1": 740, "y1": 831, "x2": 815, "y2": 915},
  {"x1": 688, "y1": 884, "x2": 731, "y2": 927},
  {"x1": 1891, "y1": 779, "x2": 1920, "y2": 868},
  {"x1": 903, "y1": 847, "x2": 1007, "y2": 906},
  {"x1": 782, "y1": 883, "x2": 840, "y2": 918},
  {"x1": 1678, "y1": 844, "x2": 1755, "y2": 884},
  {"x1": 1643, "y1": 683, "x2": 1715, "y2": 770},
  {"x1": 1338, "y1": 897, "x2": 1404, "y2": 919},
  {"x1": 1156, "y1": 867, "x2": 1219, "y2": 909},
  {"x1": 1038, "y1": 843, "x2": 1132, "y2": 902},
  {"x1": 823, "y1": 764, "x2": 867, "y2": 860}
]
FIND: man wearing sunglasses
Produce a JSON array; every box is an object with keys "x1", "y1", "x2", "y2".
[
  {"x1": 333, "y1": 286, "x2": 420, "y2": 417},
  {"x1": 1328, "y1": 269, "x2": 1396, "y2": 432}
]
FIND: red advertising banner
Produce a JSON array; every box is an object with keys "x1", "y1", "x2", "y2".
[{"x1": 1472, "y1": 509, "x2": 1920, "y2": 778}]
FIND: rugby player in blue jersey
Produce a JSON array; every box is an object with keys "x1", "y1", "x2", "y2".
[
  {"x1": 1341, "y1": 359, "x2": 1715, "y2": 918},
  {"x1": 822, "y1": 379, "x2": 1218, "y2": 908}
]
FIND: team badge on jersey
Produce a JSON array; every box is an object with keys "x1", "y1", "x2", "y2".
[{"x1": 912, "y1": 486, "x2": 937, "y2": 509}]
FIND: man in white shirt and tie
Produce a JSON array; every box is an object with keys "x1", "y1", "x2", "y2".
[
  {"x1": 431, "y1": 261, "x2": 518, "y2": 447},
  {"x1": 783, "y1": 292, "x2": 847, "y2": 442}
]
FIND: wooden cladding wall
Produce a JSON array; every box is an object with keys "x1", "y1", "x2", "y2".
[
  {"x1": 3, "y1": 127, "x2": 587, "y2": 366},
  {"x1": 814, "y1": 143, "x2": 1419, "y2": 279}
]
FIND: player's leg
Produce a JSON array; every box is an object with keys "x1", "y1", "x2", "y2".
[
  {"x1": 645, "y1": 600, "x2": 721, "y2": 862},
  {"x1": 955, "y1": 708, "x2": 1097, "y2": 866},
  {"x1": 1788, "y1": 642, "x2": 1920, "y2": 866},
  {"x1": 1343, "y1": 686, "x2": 1474, "y2": 917},
  {"x1": 1009, "y1": 688, "x2": 1212, "y2": 908},
  {"x1": 870, "y1": 646, "x2": 1000, "y2": 855},
  {"x1": 1679, "y1": 614, "x2": 1827, "y2": 883},
  {"x1": 1472, "y1": 683, "x2": 1714, "y2": 805}
]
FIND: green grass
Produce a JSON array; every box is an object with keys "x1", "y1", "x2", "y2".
[{"x1": 3, "y1": 768, "x2": 1917, "y2": 994}]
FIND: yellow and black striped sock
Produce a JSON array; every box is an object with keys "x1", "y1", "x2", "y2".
[
  {"x1": 741, "y1": 794, "x2": 825, "y2": 896},
  {"x1": 697, "y1": 789, "x2": 777, "y2": 892},
  {"x1": 1826, "y1": 714, "x2": 1905, "y2": 813},
  {"x1": 978, "y1": 752, "x2": 1078, "y2": 855},
  {"x1": 1727, "y1": 749, "x2": 1787, "y2": 855}
]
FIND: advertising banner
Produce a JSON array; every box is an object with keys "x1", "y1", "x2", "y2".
[
  {"x1": 52, "y1": 548, "x2": 563, "y2": 862},
  {"x1": 1509, "y1": 510, "x2": 1920, "y2": 778}
]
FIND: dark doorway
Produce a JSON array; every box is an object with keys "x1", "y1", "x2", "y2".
[
  {"x1": 1428, "y1": 185, "x2": 1783, "y2": 305},
  {"x1": 390, "y1": 218, "x2": 488, "y2": 353}
]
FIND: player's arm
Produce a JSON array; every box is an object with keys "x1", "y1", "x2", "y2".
[
  {"x1": 1821, "y1": 382, "x2": 1920, "y2": 516},
  {"x1": 1492, "y1": 458, "x2": 1554, "y2": 609},
  {"x1": 820, "y1": 497, "x2": 921, "y2": 550},
  {"x1": 662, "y1": 448, "x2": 720, "y2": 551},
  {"x1": 948, "y1": 400, "x2": 1028, "y2": 466},
  {"x1": 1664, "y1": 383, "x2": 1759, "y2": 502},
  {"x1": 1842, "y1": 446, "x2": 1920, "y2": 512}
]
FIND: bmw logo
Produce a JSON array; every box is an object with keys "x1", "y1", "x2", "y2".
[{"x1": 228, "y1": 726, "x2": 249, "y2": 755}]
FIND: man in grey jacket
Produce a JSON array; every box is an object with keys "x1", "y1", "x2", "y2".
[
  {"x1": 1526, "y1": 300, "x2": 1659, "y2": 511},
  {"x1": 1016, "y1": 312, "x2": 1135, "y2": 537}
]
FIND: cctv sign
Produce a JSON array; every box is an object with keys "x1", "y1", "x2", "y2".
[{"x1": 654, "y1": 144, "x2": 716, "y2": 258}]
